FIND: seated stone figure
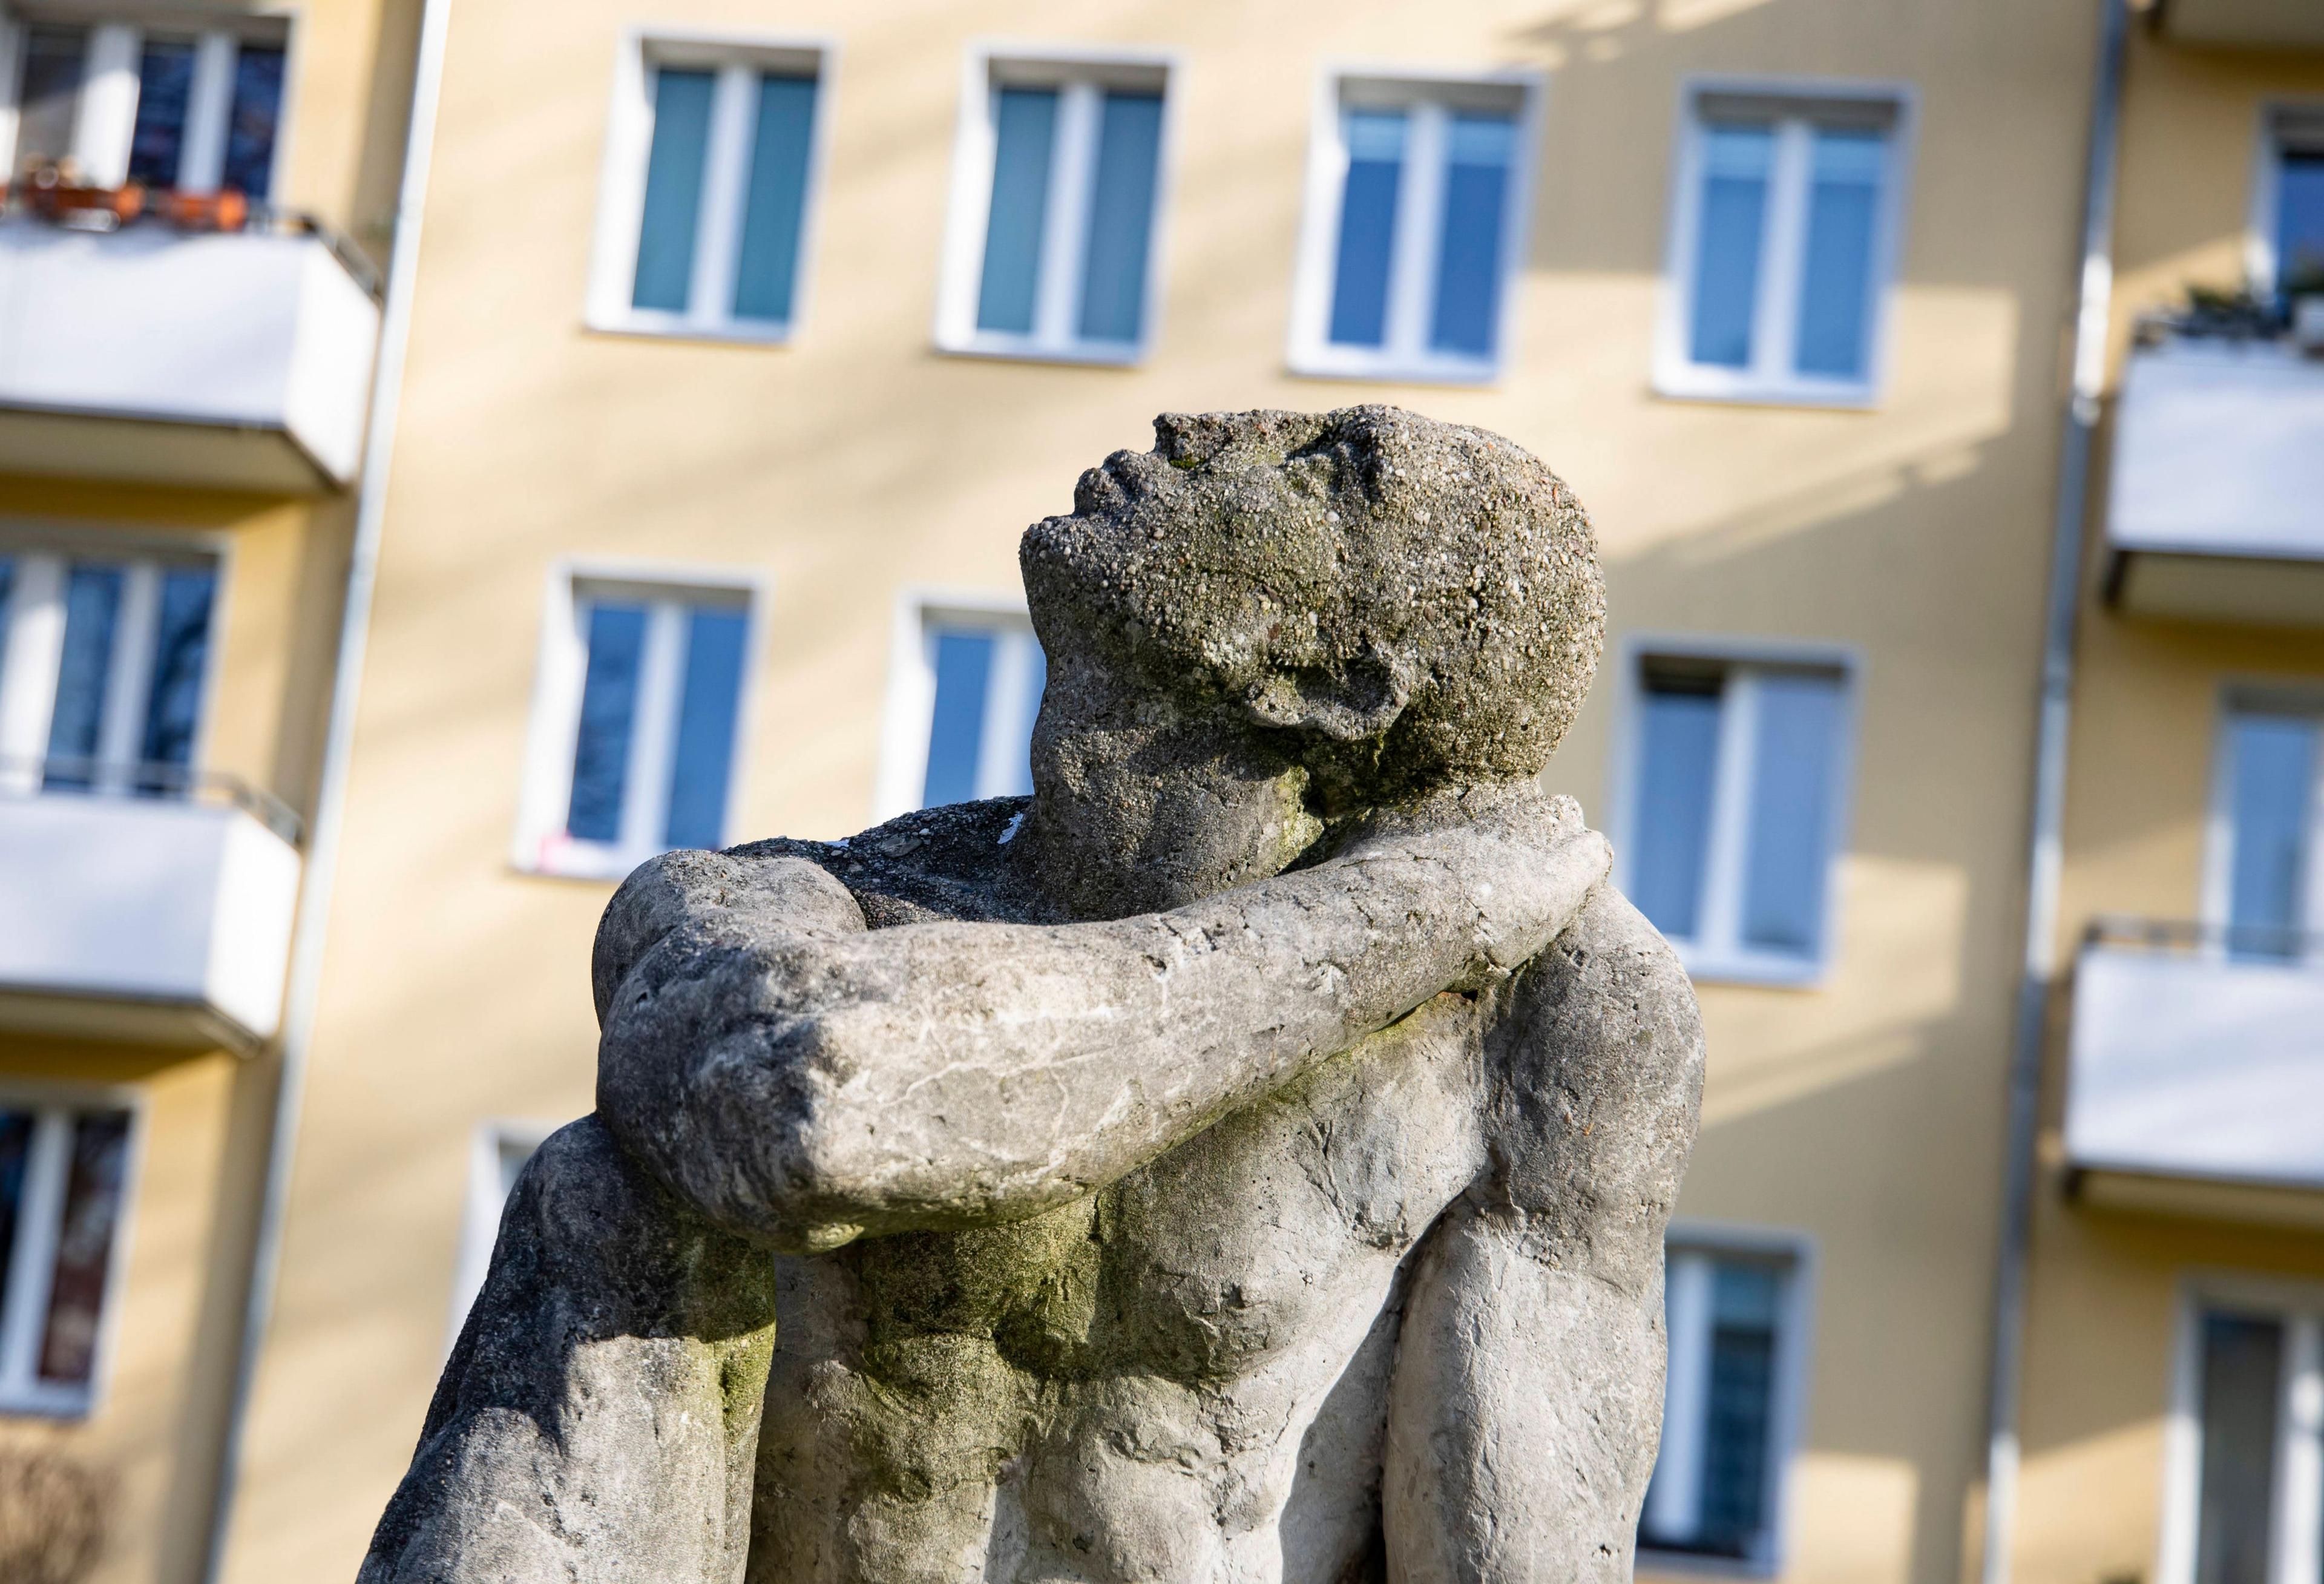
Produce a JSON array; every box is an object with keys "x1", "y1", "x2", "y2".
[{"x1": 361, "y1": 406, "x2": 1704, "y2": 1584}]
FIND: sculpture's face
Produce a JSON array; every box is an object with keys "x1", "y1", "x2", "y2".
[{"x1": 1021, "y1": 637, "x2": 1324, "y2": 921}]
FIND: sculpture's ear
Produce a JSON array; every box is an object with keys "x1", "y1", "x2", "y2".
[{"x1": 1241, "y1": 651, "x2": 1413, "y2": 744}]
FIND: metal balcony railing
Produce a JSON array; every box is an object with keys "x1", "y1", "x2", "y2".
[{"x1": 0, "y1": 757, "x2": 301, "y2": 846}]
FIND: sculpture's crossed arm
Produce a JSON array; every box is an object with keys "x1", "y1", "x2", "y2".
[{"x1": 592, "y1": 797, "x2": 1609, "y2": 1254}]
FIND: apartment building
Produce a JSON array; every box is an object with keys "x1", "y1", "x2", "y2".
[
  {"x1": 206, "y1": 1, "x2": 2102, "y2": 1580},
  {"x1": 2017, "y1": 7, "x2": 2324, "y2": 1584},
  {"x1": 0, "y1": 0, "x2": 422, "y2": 1580},
  {"x1": 2, "y1": 0, "x2": 2316, "y2": 1582}
]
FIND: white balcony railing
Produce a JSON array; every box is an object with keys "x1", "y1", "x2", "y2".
[
  {"x1": 0, "y1": 770, "x2": 302, "y2": 1051},
  {"x1": 0, "y1": 215, "x2": 381, "y2": 493},
  {"x1": 2105, "y1": 336, "x2": 2324, "y2": 625},
  {"x1": 2066, "y1": 921, "x2": 2324, "y2": 1198}
]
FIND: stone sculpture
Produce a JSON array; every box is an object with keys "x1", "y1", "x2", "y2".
[{"x1": 360, "y1": 406, "x2": 1705, "y2": 1584}]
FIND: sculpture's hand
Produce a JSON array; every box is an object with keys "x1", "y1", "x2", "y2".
[
  {"x1": 1333, "y1": 782, "x2": 1605, "y2": 991},
  {"x1": 594, "y1": 791, "x2": 1609, "y2": 1252}
]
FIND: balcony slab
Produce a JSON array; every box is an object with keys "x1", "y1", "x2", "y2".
[
  {"x1": 0, "y1": 219, "x2": 380, "y2": 493},
  {"x1": 0, "y1": 795, "x2": 301, "y2": 1051},
  {"x1": 2067, "y1": 941, "x2": 2324, "y2": 1200},
  {"x1": 2106, "y1": 338, "x2": 2324, "y2": 625}
]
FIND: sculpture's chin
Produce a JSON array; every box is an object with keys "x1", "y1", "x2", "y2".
[{"x1": 1025, "y1": 774, "x2": 1323, "y2": 921}]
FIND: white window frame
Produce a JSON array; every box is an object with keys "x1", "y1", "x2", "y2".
[
  {"x1": 871, "y1": 585, "x2": 1041, "y2": 824},
  {"x1": 1285, "y1": 62, "x2": 1544, "y2": 385},
  {"x1": 0, "y1": 1080, "x2": 143, "y2": 1421},
  {"x1": 0, "y1": 11, "x2": 291, "y2": 196},
  {"x1": 511, "y1": 559, "x2": 769, "y2": 882},
  {"x1": 0, "y1": 528, "x2": 228, "y2": 800},
  {"x1": 1653, "y1": 76, "x2": 1915, "y2": 410},
  {"x1": 2159, "y1": 1273, "x2": 2324, "y2": 1584},
  {"x1": 2247, "y1": 102, "x2": 2324, "y2": 297},
  {"x1": 585, "y1": 29, "x2": 837, "y2": 345},
  {"x1": 1607, "y1": 635, "x2": 1862, "y2": 988},
  {"x1": 932, "y1": 42, "x2": 1178, "y2": 367},
  {"x1": 445, "y1": 1119, "x2": 556, "y2": 1349},
  {"x1": 1641, "y1": 1222, "x2": 1817, "y2": 1578}
]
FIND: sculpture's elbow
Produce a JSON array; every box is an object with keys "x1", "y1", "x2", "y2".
[{"x1": 602, "y1": 996, "x2": 891, "y2": 1255}]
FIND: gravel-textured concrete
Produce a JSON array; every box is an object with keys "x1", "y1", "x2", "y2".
[{"x1": 360, "y1": 407, "x2": 1702, "y2": 1584}]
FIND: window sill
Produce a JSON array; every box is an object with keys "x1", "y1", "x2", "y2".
[
  {"x1": 1652, "y1": 364, "x2": 1879, "y2": 411},
  {"x1": 0, "y1": 1388, "x2": 94, "y2": 1421},
  {"x1": 1669, "y1": 944, "x2": 1829, "y2": 990},
  {"x1": 1286, "y1": 345, "x2": 1502, "y2": 387},
  {"x1": 510, "y1": 841, "x2": 665, "y2": 885},
  {"x1": 1636, "y1": 1545, "x2": 1779, "y2": 1580},
  {"x1": 933, "y1": 334, "x2": 1147, "y2": 369},
  {"x1": 584, "y1": 311, "x2": 797, "y2": 348}
]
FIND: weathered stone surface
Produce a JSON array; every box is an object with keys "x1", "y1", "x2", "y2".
[{"x1": 361, "y1": 406, "x2": 1702, "y2": 1584}]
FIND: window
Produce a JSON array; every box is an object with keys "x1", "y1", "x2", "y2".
[
  {"x1": 0, "y1": 545, "x2": 220, "y2": 798},
  {"x1": 3, "y1": 16, "x2": 284, "y2": 196},
  {"x1": 2258, "y1": 108, "x2": 2324, "y2": 300},
  {"x1": 1641, "y1": 1234, "x2": 1811, "y2": 1571},
  {"x1": 934, "y1": 50, "x2": 1172, "y2": 363},
  {"x1": 587, "y1": 36, "x2": 830, "y2": 342},
  {"x1": 1620, "y1": 651, "x2": 1853, "y2": 983},
  {"x1": 872, "y1": 599, "x2": 1046, "y2": 822},
  {"x1": 446, "y1": 1122, "x2": 549, "y2": 1346},
  {"x1": 2207, "y1": 700, "x2": 2324, "y2": 958},
  {"x1": 2161, "y1": 1287, "x2": 2324, "y2": 1584},
  {"x1": 0, "y1": 1097, "x2": 137, "y2": 1417},
  {"x1": 1656, "y1": 84, "x2": 1910, "y2": 405},
  {"x1": 1288, "y1": 71, "x2": 1539, "y2": 381},
  {"x1": 514, "y1": 570, "x2": 759, "y2": 879}
]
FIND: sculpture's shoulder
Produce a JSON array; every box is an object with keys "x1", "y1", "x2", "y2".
[
  {"x1": 1473, "y1": 869, "x2": 1705, "y2": 1224},
  {"x1": 727, "y1": 796, "x2": 1046, "y2": 928}
]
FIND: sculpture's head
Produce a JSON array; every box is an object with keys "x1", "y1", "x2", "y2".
[{"x1": 1017, "y1": 406, "x2": 1604, "y2": 918}]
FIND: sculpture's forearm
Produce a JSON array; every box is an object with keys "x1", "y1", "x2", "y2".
[{"x1": 597, "y1": 830, "x2": 1606, "y2": 1251}]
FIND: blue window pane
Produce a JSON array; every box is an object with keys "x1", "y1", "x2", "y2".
[
  {"x1": 632, "y1": 68, "x2": 716, "y2": 314},
  {"x1": 2196, "y1": 1313, "x2": 2284, "y2": 1584},
  {"x1": 1077, "y1": 91, "x2": 1164, "y2": 345},
  {"x1": 1741, "y1": 672, "x2": 1844, "y2": 955},
  {"x1": 1699, "y1": 1262, "x2": 1779, "y2": 1556},
  {"x1": 45, "y1": 567, "x2": 122, "y2": 792},
  {"x1": 977, "y1": 88, "x2": 1060, "y2": 335},
  {"x1": 1689, "y1": 123, "x2": 1773, "y2": 369},
  {"x1": 221, "y1": 44, "x2": 283, "y2": 197},
  {"x1": 992, "y1": 641, "x2": 1046, "y2": 800},
  {"x1": 138, "y1": 567, "x2": 215, "y2": 790},
  {"x1": 1329, "y1": 108, "x2": 1407, "y2": 349},
  {"x1": 1794, "y1": 128, "x2": 1885, "y2": 380},
  {"x1": 1430, "y1": 113, "x2": 1515, "y2": 358},
  {"x1": 129, "y1": 38, "x2": 195, "y2": 188},
  {"x1": 732, "y1": 73, "x2": 818, "y2": 325},
  {"x1": 922, "y1": 632, "x2": 994, "y2": 809},
  {"x1": 1632, "y1": 679, "x2": 1724, "y2": 941},
  {"x1": 566, "y1": 604, "x2": 648, "y2": 844},
  {"x1": 2228, "y1": 713, "x2": 2317, "y2": 955},
  {"x1": 15, "y1": 28, "x2": 86, "y2": 171},
  {"x1": 2279, "y1": 151, "x2": 2324, "y2": 294},
  {"x1": 663, "y1": 607, "x2": 748, "y2": 850},
  {"x1": 0, "y1": 1111, "x2": 33, "y2": 1323}
]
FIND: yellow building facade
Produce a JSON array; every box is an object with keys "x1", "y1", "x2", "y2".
[
  {"x1": 0, "y1": 0, "x2": 422, "y2": 1579},
  {"x1": 1, "y1": 0, "x2": 2318, "y2": 1581}
]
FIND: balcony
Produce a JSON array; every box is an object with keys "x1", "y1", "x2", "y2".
[
  {"x1": 2066, "y1": 921, "x2": 2324, "y2": 1225},
  {"x1": 0, "y1": 212, "x2": 381, "y2": 493},
  {"x1": 0, "y1": 768, "x2": 303, "y2": 1052},
  {"x1": 2154, "y1": 0, "x2": 2324, "y2": 50},
  {"x1": 2104, "y1": 334, "x2": 2324, "y2": 626}
]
